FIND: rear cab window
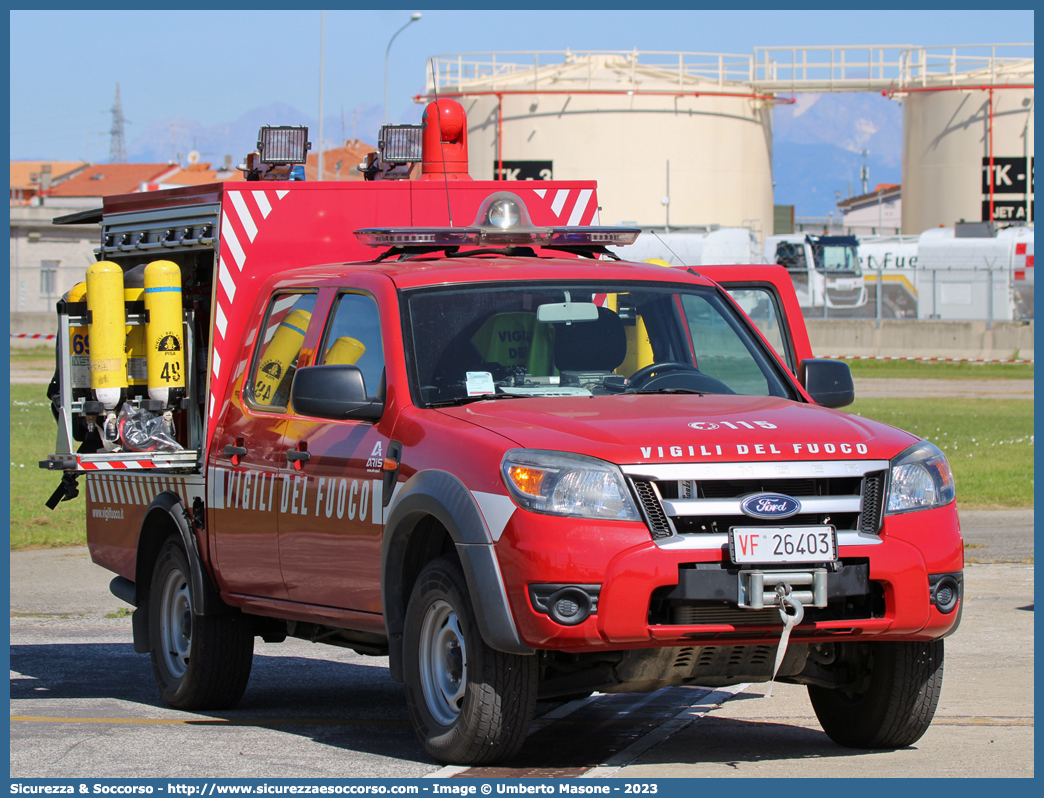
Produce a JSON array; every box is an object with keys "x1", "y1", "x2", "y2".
[{"x1": 247, "y1": 292, "x2": 318, "y2": 411}]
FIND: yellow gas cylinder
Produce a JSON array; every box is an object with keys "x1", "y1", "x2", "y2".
[
  {"x1": 65, "y1": 281, "x2": 90, "y2": 392},
  {"x1": 143, "y1": 260, "x2": 185, "y2": 405},
  {"x1": 123, "y1": 265, "x2": 147, "y2": 392},
  {"x1": 644, "y1": 258, "x2": 672, "y2": 268},
  {"x1": 254, "y1": 309, "x2": 311, "y2": 406},
  {"x1": 325, "y1": 336, "x2": 366, "y2": 366},
  {"x1": 85, "y1": 261, "x2": 127, "y2": 410}
]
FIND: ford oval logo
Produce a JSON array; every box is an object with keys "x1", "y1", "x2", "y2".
[{"x1": 740, "y1": 493, "x2": 801, "y2": 519}]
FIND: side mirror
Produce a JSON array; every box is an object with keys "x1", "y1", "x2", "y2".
[
  {"x1": 290, "y1": 365, "x2": 384, "y2": 420},
  {"x1": 799, "y1": 358, "x2": 854, "y2": 408}
]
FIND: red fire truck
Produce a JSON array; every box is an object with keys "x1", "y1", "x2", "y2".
[{"x1": 44, "y1": 100, "x2": 962, "y2": 766}]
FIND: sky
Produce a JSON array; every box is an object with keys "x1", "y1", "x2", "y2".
[{"x1": 8, "y1": 8, "x2": 1035, "y2": 163}]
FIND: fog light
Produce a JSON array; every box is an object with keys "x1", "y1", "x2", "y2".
[
  {"x1": 529, "y1": 583, "x2": 600, "y2": 627},
  {"x1": 929, "y1": 573, "x2": 961, "y2": 614},
  {"x1": 548, "y1": 588, "x2": 591, "y2": 625},
  {"x1": 932, "y1": 576, "x2": 959, "y2": 614}
]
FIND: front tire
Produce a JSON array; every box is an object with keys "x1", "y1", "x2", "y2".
[
  {"x1": 403, "y1": 556, "x2": 537, "y2": 765},
  {"x1": 808, "y1": 640, "x2": 944, "y2": 748},
  {"x1": 148, "y1": 537, "x2": 254, "y2": 710}
]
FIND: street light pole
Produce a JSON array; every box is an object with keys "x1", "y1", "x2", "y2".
[
  {"x1": 317, "y1": 10, "x2": 325, "y2": 181},
  {"x1": 384, "y1": 13, "x2": 422, "y2": 125}
]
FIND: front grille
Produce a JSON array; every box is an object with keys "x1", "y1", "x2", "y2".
[
  {"x1": 861, "y1": 472, "x2": 885, "y2": 534},
  {"x1": 671, "y1": 604, "x2": 783, "y2": 626},
  {"x1": 632, "y1": 479, "x2": 674, "y2": 538},
  {"x1": 623, "y1": 460, "x2": 889, "y2": 541}
]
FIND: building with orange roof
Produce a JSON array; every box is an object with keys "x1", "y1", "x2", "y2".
[
  {"x1": 11, "y1": 162, "x2": 174, "y2": 324},
  {"x1": 42, "y1": 163, "x2": 182, "y2": 208},
  {"x1": 10, "y1": 161, "x2": 89, "y2": 205},
  {"x1": 304, "y1": 140, "x2": 377, "y2": 181},
  {"x1": 143, "y1": 161, "x2": 245, "y2": 190}
]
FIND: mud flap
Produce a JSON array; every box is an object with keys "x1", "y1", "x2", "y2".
[{"x1": 131, "y1": 606, "x2": 150, "y2": 654}]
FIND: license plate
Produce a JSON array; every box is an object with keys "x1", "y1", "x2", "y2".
[
  {"x1": 729, "y1": 525, "x2": 838, "y2": 564},
  {"x1": 830, "y1": 278, "x2": 860, "y2": 290}
]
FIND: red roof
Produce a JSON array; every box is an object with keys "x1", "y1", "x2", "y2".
[
  {"x1": 45, "y1": 163, "x2": 181, "y2": 197},
  {"x1": 837, "y1": 183, "x2": 901, "y2": 210}
]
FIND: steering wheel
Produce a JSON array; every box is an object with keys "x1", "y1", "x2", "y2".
[{"x1": 626, "y1": 361, "x2": 734, "y2": 394}]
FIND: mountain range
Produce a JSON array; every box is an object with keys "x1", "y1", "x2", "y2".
[
  {"x1": 125, "y1": 93, "x2": 902, "y2": 218},
  {"x1": 126, "y1": 102, "x2": 387, "y2": 170},
  {"x1": 772, "y1": 91, "x2": 903, "y2": 216}
]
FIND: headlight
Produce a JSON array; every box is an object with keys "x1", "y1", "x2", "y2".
[
  {"x1": 886, "y1": 441, "x2": 956, "y2": 514},
  {"x1": 501, "y1": 449, "x2": 641, "y2": 521}
]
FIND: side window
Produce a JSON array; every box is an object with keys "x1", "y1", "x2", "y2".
[
  {"x1": 726, "y1": 287, "x2": 790, "y2": 370},
  {"x1": 249, "y1": 292, "x2": 317, "y2": 409},
  {"x1": 320, "y1": 293, "x2": 385, "y2": 398},
  {"x1": 680, "y1": 294, "x2": 771, "y2": 396}
]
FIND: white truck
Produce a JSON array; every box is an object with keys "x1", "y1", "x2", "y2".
[
  {"x1": 614, "y1": 229, "x2": 867, "y2": 311},
  {"x1": 618, "y1": 224, "x2": 1034, "y2": 320},
  {"x1": 859, "y1": 225, "x2": 1034, "y2": 321}
]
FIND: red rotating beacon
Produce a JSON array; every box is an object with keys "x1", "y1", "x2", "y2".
[{"x1": 420, "y1": 99, "x2": 471, "y2": 181}]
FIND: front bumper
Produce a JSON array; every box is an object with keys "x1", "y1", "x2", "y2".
[{"x1": 495, "y1": 502, "x2": 963, "y2": 650}]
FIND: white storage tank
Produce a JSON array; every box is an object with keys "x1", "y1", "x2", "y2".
[
  {"x1": 428, "y1": 52, "x2": 775, "y2": 238},
  {"x1": 901, "y1": 58, "x2": 1034, "y2": 233}
]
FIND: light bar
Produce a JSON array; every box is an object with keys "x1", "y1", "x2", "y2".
[
  {"x1": 258, "y1": 126, "x2": 310, "y2": 165},
  {"x1": 353, "y1": 191, "x2": 640, "y2": 249},
  {"x1": 354, "y1": 228, "x2": 477, "y2": 247},
  {"x1": 549, "y1": 227, "x2": 640, "y2": 246}
]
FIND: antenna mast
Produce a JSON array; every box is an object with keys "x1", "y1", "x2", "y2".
[{"x1": 109, "y1": 83, "x2": 128, "y2": 163}]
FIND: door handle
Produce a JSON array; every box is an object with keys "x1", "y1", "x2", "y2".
[
  {"x1": 286, "y1": 448, "x2": 311, "y2": 470},
  {"x1": 224, "y1": 441, "x2": 247, "y2": 466}
]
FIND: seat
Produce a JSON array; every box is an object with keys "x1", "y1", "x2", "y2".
[
  {"x1": 552, "y1": 306, "x2": 627, "y2": 373},
  {"x1": 469, "y1": 312, "x2": 556, "y2": 377}
]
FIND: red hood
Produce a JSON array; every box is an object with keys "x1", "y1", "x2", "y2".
[{"x1": 435, "y1": 394, "x2": 917, "y2": 465}]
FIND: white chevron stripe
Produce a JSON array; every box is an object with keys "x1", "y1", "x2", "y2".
[
  {"x1": 252, "y1": 190, "x2": 272, "y2": 219},
  {"x1": 276, "y1": 189, "x2": 289, "y2": 199},
  {"x1": 229, "y1": 192, "x2": 258, "y2": 242},
  {"x1": 87, "y1": 477, "x2": 97, "y2": 503},
  {"x1": 218, "y1": 257, "x2": 237, "y2": 303},
  {"x1": 534, "y1": 188, "x2": 547, "y2": 199},
  {"x1": 212, "y1": 349, "x2": 222, "y2": 382},
  {"x1": 551, "y1": 189, "x2": 569, "y2": 217},
  {"x1": 215, "y1": 303, "x2": 228, "y2": 340},
  {"x1": 221, "y1": 211, "x2": 246, "y2": 269},
  {"x1": 114, "y1": 478, "x2": 128, "y2": 505},
  {"x1": 567, "y1": 189, "x2": 593, "y2": 226}
]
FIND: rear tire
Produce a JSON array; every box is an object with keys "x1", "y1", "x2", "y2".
[
  {"x1": 403, "y1": 556, "x2": 537, "y2": 765},
  {"x1": 148, "y1": 537, "x2": 254, "y2": 710},
  {"x1": 808, "y1": 640, "x2": 944, "y2": 748}
]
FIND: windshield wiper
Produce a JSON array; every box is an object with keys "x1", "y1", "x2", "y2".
[
  {"x1": 427, "y1": 393, "x2": 529, "y2": 408},
  {"x1": 629, "y1": 388, "x2": 707, "y2": 395}
]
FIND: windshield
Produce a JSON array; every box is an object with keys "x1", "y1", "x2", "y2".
[
  {"x1": 813, "y1": 244, "x2": 861, "y2": 275},
  {"x1": 405, "y1": 281, "x2": 795, "y2": 407}
]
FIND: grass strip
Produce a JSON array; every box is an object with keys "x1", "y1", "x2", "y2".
[
  {"x1": 848, "y1": 398, "x2": 1033, "y2": 509},
  {"x1": 9, "y1": 387, "x2": 1033, "y2": 550},
  {"x1": 844, "y1": 358, "x2": 1033, "y2": 380}
]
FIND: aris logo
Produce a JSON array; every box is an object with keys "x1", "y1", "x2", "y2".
[{"x1": 740, "y1": 493, "x2": 801, "y2": 519}]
